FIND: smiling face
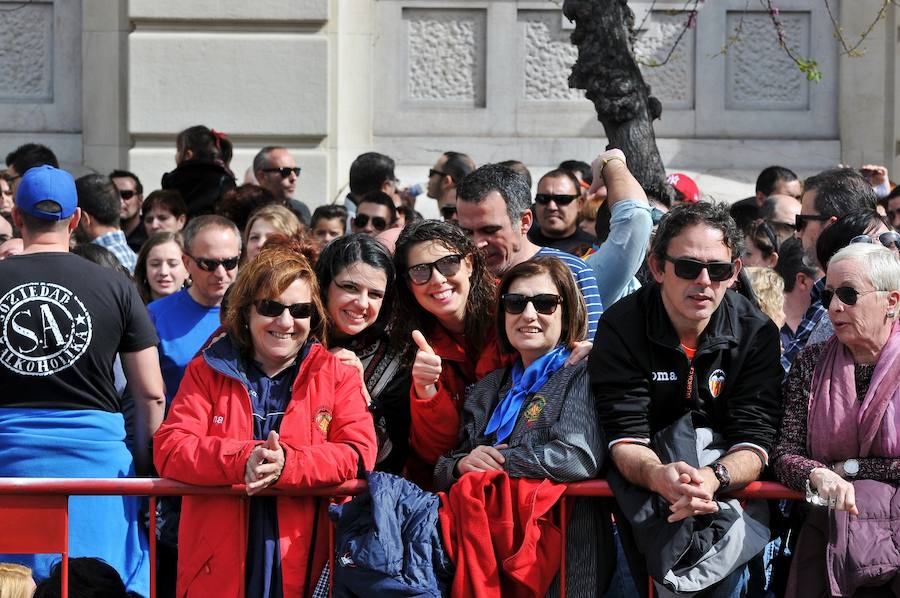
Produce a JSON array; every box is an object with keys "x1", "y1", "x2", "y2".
[
  {"x1": 250, "y1": 278, "x2": 312, "y2": 376},
  {"x1": 146, "y1": 240, "x2": 189, "y2": 301},
  {"x1": 406, "y1": 240, "x2": 472, "y2": 332},
  {"x1": 650, "y1": 223, "x2": 741, "y2": 343},
  {"x1": 457, "y1": 191, "x2": 531, "y2": 276},
  {"x1": 245, "y1": 218, "x2": 277, "y2": 262},
  {"x1": 326, "y1": 261, "x2": 388, "y2": 338},
  {"x1": 535, "y1": 175, "x2": 581, "y2": 238},
  {"x1": 504, "y1": 272, "x2": 563, "y2": 367}
]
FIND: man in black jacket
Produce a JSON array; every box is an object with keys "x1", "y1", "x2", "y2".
[{"x1": 590, "y1": 202, "x2": 782, "y2": 595}]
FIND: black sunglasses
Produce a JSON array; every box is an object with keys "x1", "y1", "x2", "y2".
[
  {"x1": 501, "y1": 293, "x2": 562, "y2": 315},
  {"x1": 255, "y1": 299, "x2": 313, "y2": 319},
  {"x1": 440, "y1": 205, "x2": 457, "y2": 220},
  {"x1": 850, "y1": 231, "x2": 900, "y2": 250},
  {"x1": 118, "y1": 189, "x2": 137, "y2": 200},
  {"x1": 664, "y1": 256, "x2": 735, "y2": 282},
  {"x1": 261, "y1": 167, "x2": 301, "y2": 178},
  {"x1": 821, "y1": 286, "x2": 879, "y2": 309},
  {"x1": 429, "y1": 168, "x2": 448, "y2": 179},
  {"x1": 534, "y1": 193, "x2": 579, "y2": 206},
  {"x1": 794, "y1": 213, "x2": 832, "y2": 232},
  {"x1": 353, "y1": 214, "x2": 388, "y2": 231},
  {"x1": 407, "y1": 254, "x2": 464, "y2": 285},
  {"x1": 189, "y1": 255, "x2": 240, "y2": 272}
]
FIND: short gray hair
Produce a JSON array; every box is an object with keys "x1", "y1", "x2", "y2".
[
  {"x1": 456, "y1": 163, "x2": 532, "y2": 223},
  {"x1": 828, "y1": 243, "x2": 900, "y2": 292},
  {"x1": 182, "y1": 214, "x2": 241, "y2": 254},
  {"x1": 252, "y1": 146, "x2": 285, "y2": 174}
]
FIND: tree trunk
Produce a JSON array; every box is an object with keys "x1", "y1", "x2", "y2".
[{"x1": 564, "y1": 0, "x2": 674, "y2": 204}]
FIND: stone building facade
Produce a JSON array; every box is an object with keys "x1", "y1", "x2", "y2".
[{"x1": 1, "y1": 0, "x2": 897, "y2": 207}]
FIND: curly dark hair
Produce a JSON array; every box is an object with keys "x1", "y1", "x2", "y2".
[
  {"x1": 391, "y1": 220, "x2": 497, "y2": 360},
  {"x1": 652, "y1": 202, "x2": 744, "y2": 263}
]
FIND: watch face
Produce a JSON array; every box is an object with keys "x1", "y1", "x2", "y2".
[{"x1": 844, "y1": 459, "x2": 860, "y2": 476}]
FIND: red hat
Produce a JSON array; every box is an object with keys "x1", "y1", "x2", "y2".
[{"x1": 666, "y1": 172, "x2": 700, "y2": 203}]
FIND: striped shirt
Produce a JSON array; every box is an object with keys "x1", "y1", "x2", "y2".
[{"x1": 535, "y1": 246, "x2": 602, "y2": 341}]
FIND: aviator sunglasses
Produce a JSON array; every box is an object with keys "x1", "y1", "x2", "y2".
[
  {"x1": 501, "y1": 293, "x2": 563, "y2": 315},
  {"x1": 353, "y1": 214, "x2": 389, "y2": 231},
  {"x1": 255, "y1": 299, "x2": 314, "y2": 319},
  {"x1": 407, "y1": 254, "x2": 464, "y2": 285},
  {"x1": 850, "y1": 230, "x2": 900, "y2": 250},
  {"x1": 664, "y1": 256, "x2": 735, "y2": 282},
  {"x1": 821, "y1": 286, "x2": 878, "y2": 310},
  {"x1": 188, "y1": 255, "x2": 240, "y2": 272}
]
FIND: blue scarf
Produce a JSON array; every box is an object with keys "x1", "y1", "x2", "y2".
[{"x1": 485, "y1": 345, "x2": 570, "y2": 444}]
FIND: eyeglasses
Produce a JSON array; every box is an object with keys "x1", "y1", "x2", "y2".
[
  {"x1": 188, "y1": 255, "x2": 240, "y2": 272},
  {"x1": 261, "y1": 167, "x2": 301, "y2": 178},
  {"x1": 353, "y1": 214, "x2": 388, "y2": 231},
  {"x1": 664, "y1": 256, "x2": 736, "y2": 282},
  {"x1": 850, "y1": 231, "x2": 900, "y2": 250},
  {"x1": 794, "y1": 214, "x2": 832, "y2": 232},
  {"x1": 429, "y1": 169, "x2": 448, "y2": 179},
  {"x1": 118, "y1": 189, "x2": 137, "y2": 200},
  {"x1": 407, "y1": 254, "x2": 464, "y2": 285},
  {"x1": 821, "y1": 286, "x2": 879, "y2": 309},
  {"x1": 440, "y1": 205, "x2": 457, "y2": 220},
  {"x1": 534, "y1": 194, "x2": 579, "y2": 206},
  {"x1": 255, "y1": 299, "x2": 313, "y2": 319},
  {"x1": 501, "y1": 293, "x2": 562, "y2": 315}
]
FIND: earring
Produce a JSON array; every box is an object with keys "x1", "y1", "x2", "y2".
[{"x1": 889, "y1": 311, "x2": 897, "y2": 318}]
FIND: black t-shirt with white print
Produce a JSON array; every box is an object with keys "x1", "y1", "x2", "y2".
[{"x1": 0, "y1": 252, "x2": 158, "y2": 412}]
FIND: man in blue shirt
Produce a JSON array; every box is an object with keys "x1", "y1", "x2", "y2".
[
  {"x1": 148, "y1": 215, "x2": 242, "y2": 402},
  {"x1": 456, "y1": 163, "x2": 602, "y2": 340}
]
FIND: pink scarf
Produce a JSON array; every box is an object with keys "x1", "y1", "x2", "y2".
[{"x1": 807, "y1": 323, "x2": 900, "y2": 462}]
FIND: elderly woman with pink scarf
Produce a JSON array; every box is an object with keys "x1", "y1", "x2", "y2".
[{"x1": 773, "y1": 243, "x2": 900, "y2": 597}]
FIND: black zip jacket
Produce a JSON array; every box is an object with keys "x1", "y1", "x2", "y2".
[{"x1": 589, "y1": 283, "x2": 782, "y2": 456}]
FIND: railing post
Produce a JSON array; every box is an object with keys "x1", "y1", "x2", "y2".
[
  {"x1": 558, "y1": 496, "x2": 567, "y2": 597},
  {"x1": 61, "y1": 500, "x2": 68, "y2": 598},
  {"x1": 149, "y1": 496, "x2": 157, "y2": 598}
]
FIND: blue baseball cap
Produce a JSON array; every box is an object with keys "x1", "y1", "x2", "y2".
[{"x1": 15, "y1": 165, "x2": 77, "y2": 221}]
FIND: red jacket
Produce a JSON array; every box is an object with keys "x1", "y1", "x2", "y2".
[
  {"x1": 409, "y1": 325, "x2": 513, "y2": 467},
  {"x1": 154, "y1": 339, "x2": 376, "y2": 598},
  {"x1": 438, "y1": 470, "x2": 566, "y2": 598}
]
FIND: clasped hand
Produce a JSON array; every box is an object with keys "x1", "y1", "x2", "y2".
[
  {"x1": 456, "y1": 444, "x2": 509, "y2": 475},
  {"x1": 652, "y1": 461, "x2": 720, "y2": 523},
  {"x1": 244, "y1": 430, "x2": 285, "y2": 496}
]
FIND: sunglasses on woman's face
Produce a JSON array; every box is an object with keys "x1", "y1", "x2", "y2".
[
  {"x1": 255, "y1": 299, "x2": 313, "y2": 319},
  {"x1": 501, "y1": 293, "x2": 562, "y2": 315},
  {"x1": 850, "y1": 231, "x2": 900, "y2": 250},
  {"x1": 353, "y1": 214, "x2": 388, "y2": 231},
  {"x1": 663, "y1": 256, "x2": 735, "y2": 282},
  {"x1": 407, "y1": 254, "x2": 463, "y2": 285},
  {"x1": 821, "y1": 286, "x2": 878, "y2": 309}
]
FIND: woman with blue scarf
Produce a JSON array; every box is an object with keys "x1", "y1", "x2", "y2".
[{"x1": 434, "y1": 256, "x2": 613, "y2": 597}]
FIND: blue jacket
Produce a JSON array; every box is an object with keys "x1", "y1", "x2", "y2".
[{"x1": 329, "y1": 472, "x2": 453, "y2": 597}]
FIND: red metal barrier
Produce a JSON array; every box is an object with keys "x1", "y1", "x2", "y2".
[{"x1": 0, "y1": 478, "x2": 803, "y2": 597}]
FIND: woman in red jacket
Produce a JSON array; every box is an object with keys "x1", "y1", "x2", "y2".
[
  {"x1": 391, "y1": 220, "x2": 508, "y2": 481},
  {"x1": 154, "y1": 245, "x2": 377, "y2": 598}
]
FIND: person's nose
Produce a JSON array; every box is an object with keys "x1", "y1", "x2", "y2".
[
  {"x1": 520, "y1": 302, "x2": 538, "y2": 320},
  {"x1": 354, "y1": 290, "x2": 370, "y2": 310},
  {"x1": 694, "y1": 267, "x2": 712, "y2": 285}
]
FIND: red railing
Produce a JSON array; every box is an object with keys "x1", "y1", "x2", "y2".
[{"x1": 0, "y1": 478, "x2": 803, "y2": 598}]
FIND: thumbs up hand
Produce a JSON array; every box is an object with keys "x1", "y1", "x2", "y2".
[{"x1": 411, "y1": 330, "x2": 441, "y2": 400}]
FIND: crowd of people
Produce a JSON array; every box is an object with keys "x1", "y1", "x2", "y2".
[{"x1": 0, "y1": 126, "x2": 899, "y2": 597}]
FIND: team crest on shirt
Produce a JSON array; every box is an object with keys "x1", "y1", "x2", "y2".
[
  {"x1": 0, "y1": 282, "x2": 92, "y2": 376},
  {"x1": 524, "y1": 396, "x2": 547, "y2": 427},
  {"x1": 708, "y1": 369, "x2": 726, "y2": 398},
  {"x1": 315, "y1": 407, "x2": 333, "y2": 436}
]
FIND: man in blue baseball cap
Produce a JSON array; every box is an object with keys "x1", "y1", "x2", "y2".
[{"x1": 0, "y1": 164, "x2": 165, "y2": 595}]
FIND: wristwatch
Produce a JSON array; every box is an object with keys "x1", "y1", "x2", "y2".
[
  {"x1": 842, "y1": 458, "x2": 860, "y2": 478},
  {"x1": 712, "y1": 461, "x2": 731, "y2": 492}
]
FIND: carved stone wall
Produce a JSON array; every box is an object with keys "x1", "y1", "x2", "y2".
[
  {"x1": 634, "y1": 12, "x2": 695, "y2": 109},
  {"x1": 0, "y1": 2, "x2": 53, "y2": 102},
  {"x1": 521, "y1": 14, "x2": 580, "y2": 101}
]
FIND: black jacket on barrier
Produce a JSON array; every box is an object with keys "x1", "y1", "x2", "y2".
[{"x1": 589, "y1": 282, "x2": 782, "y2": 457}]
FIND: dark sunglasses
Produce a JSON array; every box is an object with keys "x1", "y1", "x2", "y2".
[
  {"x1": 794, "y1": 213, "x2": 832, "y2": 232},
  {"x1": 189, "y1": 255, "x2": 240, "y2": 272},
  {"x1": 664, "y1": 256, "x2": 735, "y2": 282},
  {"x1": 501, "y1": 293, "x2": 562, "y2": 315},
  {"x1": 261, "y1": 167, "x2": 301, "y2": 178},
  {"x1": 407, "y1": 254, "x2": 464, "y2": 285},
  {"x1": 440, "y1": 205, "x2": 457, "y2": 220},
  {"x1": 850, "y1": 231, "x2": 900, "y2": 250},
  {"x1": 119, "y1": 189, "x2": 137, "y2": 200},
  {"x1": 429, "y1": 168, "x2": 448, "y2": 178},
  {"x1": 353, "y1": 214, "x2": 388, "y2": 231},
  {"x1": 534, "y1": 193, "x2": 579, "y2": 206},
  {"x1": 255, "y1": 299, "x2": 313, "y2": 319},
  {"x1": 821, "y1": 286, "x2": 879, "y2": 309}
]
